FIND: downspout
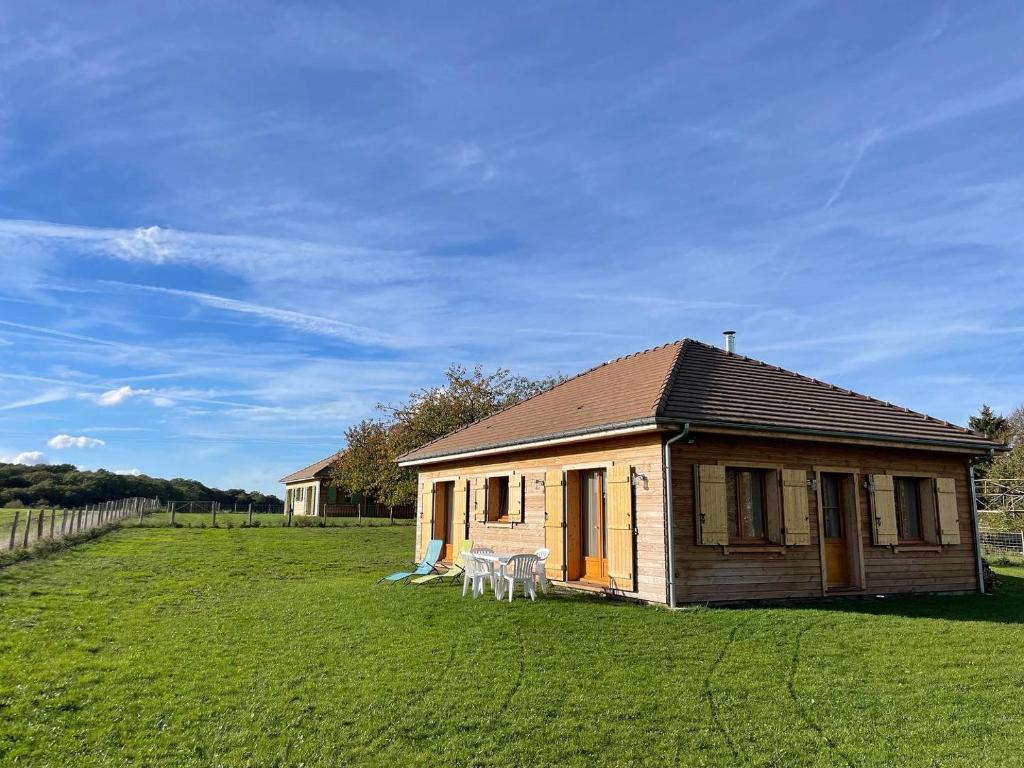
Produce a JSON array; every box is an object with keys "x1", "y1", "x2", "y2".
[
  {"x1": 968, "y1": 450, "x2": 993, "y2": 595},
  {"x1": 663, "y1": 423, "x2": 691, "y2": 608}
]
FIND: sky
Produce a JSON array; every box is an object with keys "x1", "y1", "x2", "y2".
[{"x1": 1, "y1": 1, "x2": 1022, "y2": 495}]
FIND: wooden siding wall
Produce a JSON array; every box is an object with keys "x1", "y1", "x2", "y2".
[
  {"x1": 670, "y1": 434, "x2": 978, "y2": 603},
  {"x1": 414, "y1": 434, "x2": 667, "y2": 603}
]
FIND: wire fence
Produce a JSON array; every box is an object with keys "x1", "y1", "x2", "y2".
[
  {"x1": 0, "y1": 496, "x2": 416, "y2": 555},
  {"x1": 166, "y1": 501, "x2": 284, "y2": 515},
  {"x1": 0, "y1": 498, "x2": 160, "y2": 554},
  {"x1": 980, "y1": 530, "x2": 1024, "y2": 559}
]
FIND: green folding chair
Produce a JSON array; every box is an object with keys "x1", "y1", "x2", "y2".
[
  {"x1": 410, "y1": 540, "x2": 473, "y2": 585},
  {"x1": 378, "y1": 539, "x2": 443, "y2": 584}
]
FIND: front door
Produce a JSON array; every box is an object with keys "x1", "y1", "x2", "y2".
[
  {"x1": 822, "y1": 473, "x2": 851, "y2": 587},
  {"x1": 580, "y1": 469, "x2": 608, "y2": 583},
  {"x1": 433, "y1": 482, "x2": 455, "y2": 562}
]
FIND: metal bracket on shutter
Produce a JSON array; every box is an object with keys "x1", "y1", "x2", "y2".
[
  {"x1": 806, "y1": 478, "x2": 817, "y2": 490},
  {"x1": 631, "y1": 471, "x2": 648, "y2": 491}
]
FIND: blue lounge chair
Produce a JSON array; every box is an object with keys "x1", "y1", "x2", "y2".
[{"x1": 378, "y1": 539, "x2": 443, "y2": 585}]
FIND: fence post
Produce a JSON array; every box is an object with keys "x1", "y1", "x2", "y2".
[
  {"x1": 212, "y1": 503, "x2": 217, "y2": 527},
  {"x1": 61, "y1": 509, "x2": 68, "y2": 535},
  {"x1": 77, "y1": 508, "x2": 83, "y2": 532},
  {"x1": 357, "y1": 502, "x2": 362, "y2": 525},
  {"x1": 171, "y1": 502, "x2": 176, "y2": 526},
  {"x1": 8, "y1": 510, "x2": 19, "y2": 550},
  {"x1": 36, "y1": 508, "x2": 44, "y2": 539},
  {"x1": 248, "y1": 504, "x2": 253, "y2": 526},
  {"x1": 1019, "y1": 531, "x2": 1023, "y2": 557},
  {"x1": 23, "y1": 510, "x2": 32, "y2": 548},
  {"x1": 49, "y1": 509, "x2": 56, "y2": 539},
  {"x1": 389, "y1": 505, "x2": 394, "y2": 526}
]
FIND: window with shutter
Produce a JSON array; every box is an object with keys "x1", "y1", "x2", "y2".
[
  {"x1": 487, "y1": 476, "x2": 510, "y2": 521},
  {"x1": 726, "y1": 467, "x2": 769, "y2": 543}
]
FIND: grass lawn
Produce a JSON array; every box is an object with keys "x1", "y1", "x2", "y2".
[{"x1": 1, "y1": 527, "x2": 1023, "y2": 767}]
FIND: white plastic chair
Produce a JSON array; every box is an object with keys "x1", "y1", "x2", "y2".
[
  {"x1": 534, "y1": 548, "x2": 550, "y2": 594},
  {"x1": 472, "y1": 546, "x2": 495, "y2": 555},
  {"x1": 498, "y1": 554, "x2": 540, "y2": 602},
  {"x1": 462, "y1": 552, "x2": 495, "y2": 598}
]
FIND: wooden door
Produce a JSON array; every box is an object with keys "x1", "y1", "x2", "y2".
[
  {"x1": 821, "y1": 473, "x2": 850, "y2": 587},
  {"x1": 580, "y1": 469, "x2": 608, "y2": 583},
  {"x1": 433, "y1": 482, "x2": 455, "y2": 562}
]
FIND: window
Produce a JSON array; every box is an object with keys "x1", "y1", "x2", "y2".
[
  {"x1": 894, "y1": 476, "x2": 923, "y2": 541},
  {"x1": 296, "y1": 487, "x2": 304, "y2": 501},
  {"x1": 821, "y1": 474, "x2": 843, "y2": 539},
  {"x1": 487, "y1": 476, "x2": 510, "y2": 521},
  {"x1": 726, "y1": 468, "x2": 768, "y2": 542}
]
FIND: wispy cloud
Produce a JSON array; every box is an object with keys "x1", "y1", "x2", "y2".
[
  {"x1": 823, "y1": 128, "x2": 884, "y2": 210},
  {"x1": 0, "y1": 387, "x2": 72, "y2": 410},
  {"x1": 101, "y1": 281, "x2": 396, "y2": 347}
]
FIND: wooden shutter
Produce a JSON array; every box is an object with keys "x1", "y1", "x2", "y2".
[
  {"x1": 566, "y1": 471, "x2": 582, "y2": 580},
  {"x1": 452, "y1": 479, "x2": 469, "y2": 554},
  {"x1": 870, "y1": 474, "x2": 898, "y2": 546},
  {"x1": 935, "y1": 477, "x2": 960, "y2": 545},
  {"x1": 327, "y1": 485, "x2": 337, "y2": 504},
  {"x1": 544, "y1": 470, "x2": 566, "y2": 580},
  {"x1": 473, "y1": 477, "x2": 487, "y2": 522},
  {"x1": 418, "y1": 482, "x2": 435, "y2": 559},
  {"x1": 696, "y1": 464, "x2": 728, "y2": 546},
  {"x1": 508, "y1": 473, "x2": 524, "y2": 523},
  {"x1": 606, "y1": 463, "x2": 636, "y2": 592},
  {"x1": 781, "y1": 469, "x2": 811, "y2": 545}
]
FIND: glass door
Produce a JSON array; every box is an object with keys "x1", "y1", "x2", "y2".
[{"x1": 580, "y1": 469, "x2": 608, "y2": 583}]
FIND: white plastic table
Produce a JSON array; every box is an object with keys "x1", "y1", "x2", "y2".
[{"x1": 473, "y1": 552, "x2": 513, "y2": 599}]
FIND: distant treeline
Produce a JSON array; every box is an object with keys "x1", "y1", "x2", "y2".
[{"x1": 0, "y1": 463, "x2": 282, "y2": 509}]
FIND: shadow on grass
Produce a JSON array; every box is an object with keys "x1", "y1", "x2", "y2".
[{"x1": 773, "y1": 570, "x2": 1024, "y2": 625}]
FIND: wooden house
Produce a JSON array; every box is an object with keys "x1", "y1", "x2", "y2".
[
  {"x1": 280, "y1": 452, "x2": 344, "y2": 516},
  {"x1": 397, "y1": 336, "x2": 1003, "y2": 605}
]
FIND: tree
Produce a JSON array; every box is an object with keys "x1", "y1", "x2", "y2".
[
  {"x1": 0, "y1": 462, "x2": 281, "y2": 507},
  {"x1": 988, "y1": 405, "x2": 1024, "y2": 479},
  {"x1": 969, "y1": 405, "x2": 1008, "y2": 441},
  {"x1": 331, "y1": 364, "x2": 563, "y2": 507},
  {"x1": 967, "y1": 405, "x2": 1011, "y2": 477}
]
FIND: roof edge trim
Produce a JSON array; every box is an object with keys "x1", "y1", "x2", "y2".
[
  {"x1": 397, "y1": 419, "x2": 661, "y2": 466},
  {"x1": 666, "y1": 419, "x2": 1007, "y2": 454}
]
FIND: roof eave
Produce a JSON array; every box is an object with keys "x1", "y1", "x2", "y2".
[
  {"x1": 397, "y1": 418, "x2": 661, "y2": 466},
  {"x1": 661, "y1": 418, "x2": 1005, "y2": 454}
]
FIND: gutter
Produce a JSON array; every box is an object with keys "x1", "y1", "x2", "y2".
[
  {"x1": 659, "y1": 419, "x2": 1004, "y2": 454},
  {"x1": 662, "y1": 423, "x2": 691, "y2": 609},
  {"x1": 968, "y1": 449, "x2": 994, "y2": 595}
]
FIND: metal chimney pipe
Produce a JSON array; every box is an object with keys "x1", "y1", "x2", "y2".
[{"x1": 723, "y1": 330, "x2": 736, "y2": 354}]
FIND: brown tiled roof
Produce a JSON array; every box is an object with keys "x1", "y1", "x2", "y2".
[
  {"x1": 279, "y1": 451, "x2": 344, "y2": 484},
  {"x1": 660, "y1": 341, "x2": 996, "y2": 449},
  {"x1": 398, "y1": 339, "x2": 999, "y2": 463}
]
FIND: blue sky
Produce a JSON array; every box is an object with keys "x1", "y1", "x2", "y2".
[{"x1": 1, "y1": 2, "x2": 1022, "y2": 494}]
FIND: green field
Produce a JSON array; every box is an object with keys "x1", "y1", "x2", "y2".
[{"x1": 1, "y1": 526, "x2": 1022, "y2": 767}]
